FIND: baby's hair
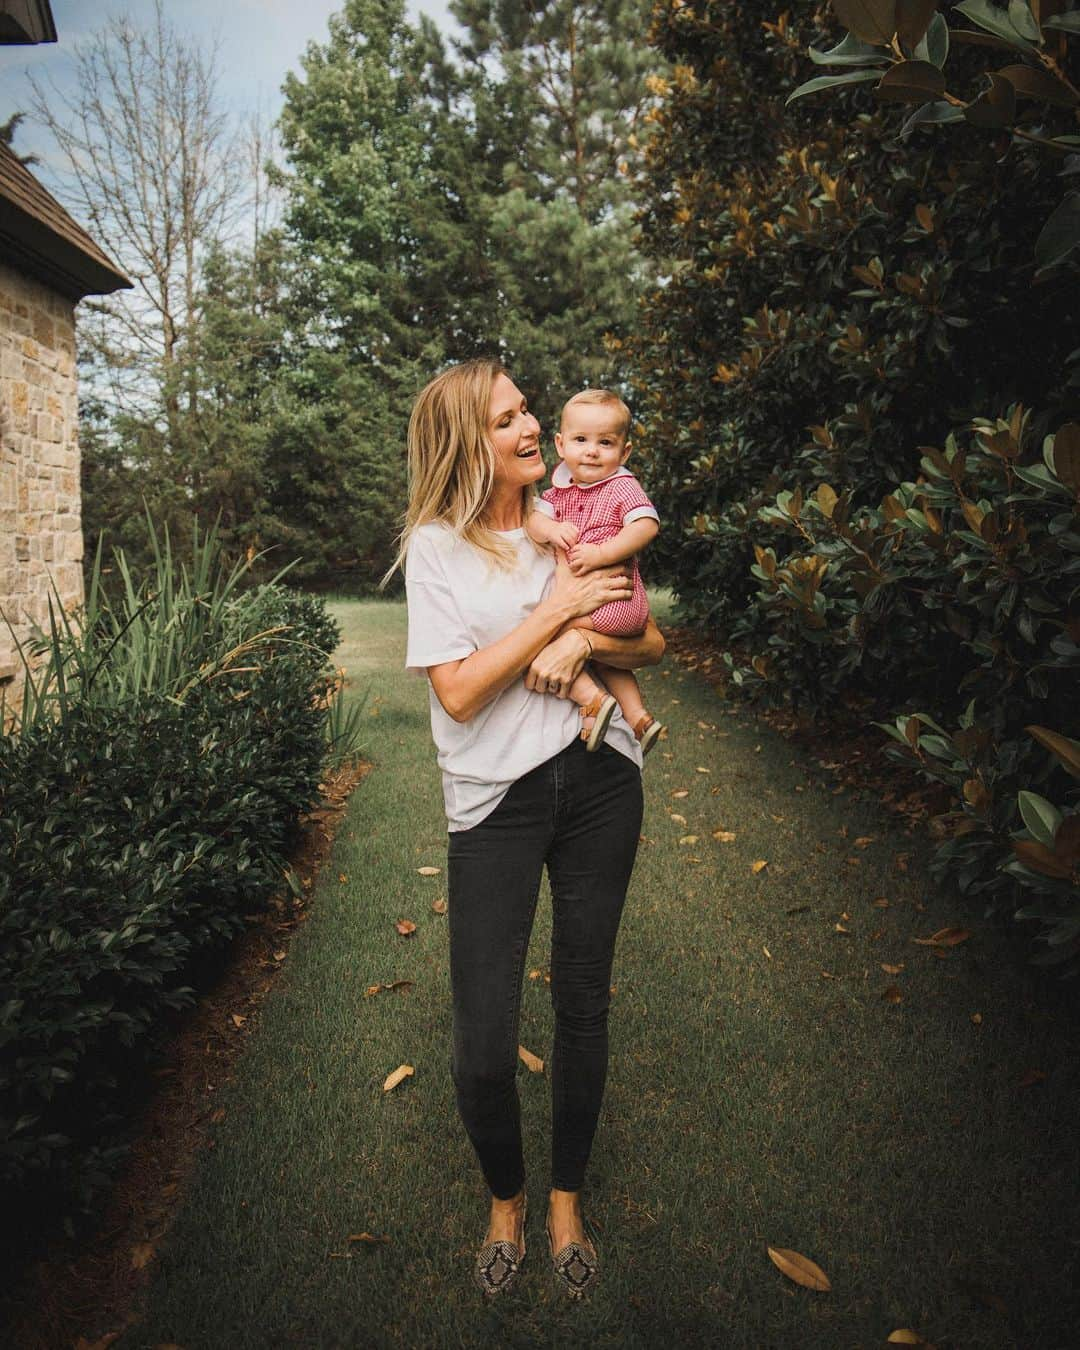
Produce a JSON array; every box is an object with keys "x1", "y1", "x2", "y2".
[{"x1": 561, "y1": 387, "x2": 632, "y2": 439}]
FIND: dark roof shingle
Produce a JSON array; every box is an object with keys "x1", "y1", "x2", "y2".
[{"x1": 0, "y1": 141, "x2": 131, "y2": 299}]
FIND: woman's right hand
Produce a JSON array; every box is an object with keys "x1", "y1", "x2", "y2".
[{"x1": 549, "y1": 549, "x2": 632, "y2": 621}]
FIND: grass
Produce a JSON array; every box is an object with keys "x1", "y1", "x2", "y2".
[{"x1": 123, "y1": 598, "x2": 1080, "y2": 1349}]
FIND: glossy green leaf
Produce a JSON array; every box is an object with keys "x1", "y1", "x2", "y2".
[
  {"x1": 1018, "y1": 791, "x2": 1063, "y2": 847},
  {"x1": 786, "y1": 67, "x2": 884, "y2": 104}
]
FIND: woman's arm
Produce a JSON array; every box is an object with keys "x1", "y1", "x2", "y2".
[
  {"x1": 567, "y1": 517, "x2": 659, "y2": 574},
  {"x1": 427, "y1": 562, "x2": 633, "y2": 723}
]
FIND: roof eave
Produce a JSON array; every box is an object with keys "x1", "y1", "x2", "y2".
[{"x1": 0, "y1": 201, "x2": 133, "y2": 300}]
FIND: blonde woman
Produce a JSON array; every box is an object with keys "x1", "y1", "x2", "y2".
[{"x1": 393, "y1": 359, "x2": 664, "y2": 1299}]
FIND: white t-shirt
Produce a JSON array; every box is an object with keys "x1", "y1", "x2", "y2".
[{"x1": 405, "y1": 521, "x2": 643, "y2": 831}]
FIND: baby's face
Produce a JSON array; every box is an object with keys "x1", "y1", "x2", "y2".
[{"x1": 555, "y1": 405, "x2": 631, "y2": 486}]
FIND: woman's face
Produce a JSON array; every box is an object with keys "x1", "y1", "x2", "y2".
[{"x1": 488, "y1": 373, "x2": 544, "y2": 490}]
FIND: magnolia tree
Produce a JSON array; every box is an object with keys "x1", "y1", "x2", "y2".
[{"x1": 791, "y1": 0, "x2": 1080, "y2": 270}]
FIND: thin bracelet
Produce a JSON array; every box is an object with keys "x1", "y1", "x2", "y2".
[{"x1": 577, "y1": 630, "x2": 594, "y2": 661}]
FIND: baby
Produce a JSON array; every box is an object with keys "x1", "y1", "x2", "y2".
[{"x1": 527, "y1": 388, "x2": 665, "y2": 755}]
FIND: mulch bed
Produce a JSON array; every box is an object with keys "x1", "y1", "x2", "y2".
[{"x1": 1, "y1": 762, "x2": 370, "y2": 1350}]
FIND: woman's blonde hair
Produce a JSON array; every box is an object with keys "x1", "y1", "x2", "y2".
[{"x1": 383, "y1": 358, "x2": 537, "y2": 581}]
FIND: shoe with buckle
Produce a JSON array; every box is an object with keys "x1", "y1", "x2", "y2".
[
  {"x1": 579, "y1": 693, "x2": 617, "y2": 752},
  {"x1": 474, "y1": 1193, "x2": 526, "y2": 1298}
]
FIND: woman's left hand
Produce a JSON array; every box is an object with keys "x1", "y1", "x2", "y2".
[{"x1": 525, "y1": 629, "x2": 590, "y2": 698}]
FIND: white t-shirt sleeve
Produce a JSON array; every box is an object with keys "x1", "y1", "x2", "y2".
[{"x1": 404, "y1": 529, "x2": 477, "y2": 675}]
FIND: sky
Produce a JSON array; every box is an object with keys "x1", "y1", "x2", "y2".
[{"x1": 0, "y1": 0, "x2": 459, "y2": 181}]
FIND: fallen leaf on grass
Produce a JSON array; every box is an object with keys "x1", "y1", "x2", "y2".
[
  {"x1": 364, "y1": 980, "x2": 414, "y2": 998},
  {"x1": 834, "y1": 923, "x2": 850, "y2": 933},
  {"x1": 763, "y1": 946, "x2": 772, "y2": 960},
  {"x1": 431, "y1": 897, "x2": 448, "y2": 914},
  {"x1": 971, "y1": 1013, "x2": 983, "y2": 1025},
  {"x1": 766, "y1": 1245, "x2": 831, "y2": 1291},
  {"x1": 820, "y1": 969, "x2": 838, "y2": 980},
  {"x1": 881, "y1": 963, "x2": 904, "y2": 975},
  {"x1": 679, "y1": 835, "x2": 699, "y2": 845},
  {"x1": 695, "y1": 766, "x2": 710, "y2": 774},
  {"x1": 882, "y1": 984, "x2": 904, "y2": 1004},
  {"x1": 872, "y1": 897, "x2": 890, "y2": 909},
  {"x1": 339, "y1": 874, "x2": 348, "y2": 884},
  {"x1": 713, "y1": 830, "x2": 736, "y2": 842},
  {"x1": 395, "y1": 919, "x2": 417, "y2": 937},
  {"x1": 230, "y1": 1013, "x2": 246, "y2": 1029},
  {"x1": 671, "y1": 789, "x2": 689, "y2": 799},
  {"x1": 130, "y1": 1242, "x2": 155, "y2": 1270},
  {"x1": 210, "y1": 1107, "x2": 226, "y2": 1124},
  {"x1": 383, "y1": 1064, "x2": 414, "y2": 1092},
  {"x1": 518, "y1": 1045, "x2": 544, "y2": 1073},
  {"x1": 528, "y1": 969, "x2": 542, "y2": 980},
  {"x1": 887, "y1": 1332, "x2": 932, "y2": 1346},
  {"x1": 347, "y1": 1232, "x2": 391, "y2": 1245},
  {"x1": 912, "y1": 927, "x2": 971, "y2": 947},
  {"x1": 854, "y1": 836, "x2": 874, "y2": 849},
  {"x1": 417, "y1": 866, "x2": 441, "y2": 877},
  {"x1": 751, "y1": 860, "x2": 768, "y2": 874},
  {"x1": 273, "y1": 949, "x2": 287, "y2": 962}
]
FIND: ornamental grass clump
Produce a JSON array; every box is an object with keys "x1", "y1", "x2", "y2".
[{"x1": 0, "y1": 518, "x2": 361, "y2": 1246}]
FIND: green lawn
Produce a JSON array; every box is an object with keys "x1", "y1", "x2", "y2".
[{"x1": 124, "y1": 598, "x2": 1080, "y2": 1349}]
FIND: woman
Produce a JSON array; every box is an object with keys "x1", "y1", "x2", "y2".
[{"x1": 395, "y1": 359, "x2": 664, "y2": 1298}]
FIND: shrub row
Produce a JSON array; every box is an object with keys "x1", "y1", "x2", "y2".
[
  {"x1": 724, "y1": 411, "x2": 1080, "y2": 965},
  {"x1": 0, "y1": 581, "x2": 341, "y2": 1234}
]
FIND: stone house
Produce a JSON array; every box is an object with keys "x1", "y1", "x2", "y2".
[{"x1": 0, "y1": 140, "x2": 130, "y2": 702}]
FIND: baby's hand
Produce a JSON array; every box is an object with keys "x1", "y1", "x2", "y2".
[
  {"x1": 567, "y1": 542, "x2": 605, "y2": 575},
  {"x1": 550, "y1": 522, "x2": 580, "y2": 550}
]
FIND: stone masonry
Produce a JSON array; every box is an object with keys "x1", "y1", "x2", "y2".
[{"x1": 0, "y1": 259, "x2": 84, "y2": 702}]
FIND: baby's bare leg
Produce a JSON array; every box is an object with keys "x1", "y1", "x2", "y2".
[
  {"x1": 559, "y1": 618, "x2": 605, "y2": 709},
  {"x1": 594, "y1": 662, "x2": 647, "y2": 728}
]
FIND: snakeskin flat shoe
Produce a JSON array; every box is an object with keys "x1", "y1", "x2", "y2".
[
  {"x1": 473, "y1": 1194, "x2": 527, "y2": 1298},
  {"x1": 545, "y1": 1218, "x2": 599, "y2": 1300}
]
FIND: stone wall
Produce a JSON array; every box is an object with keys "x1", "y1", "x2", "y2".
[{"x1": 0, "y1": 260, "x2": 84, "y2": 707}]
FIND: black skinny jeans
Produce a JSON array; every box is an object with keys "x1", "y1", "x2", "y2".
[{"x1": 447, "y1": 737, "x2": 643, "y2": 1199}]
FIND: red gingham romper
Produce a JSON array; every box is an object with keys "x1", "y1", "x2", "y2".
[{"x1": 537, "y1": 465, "x2": 658, "y2": 635}]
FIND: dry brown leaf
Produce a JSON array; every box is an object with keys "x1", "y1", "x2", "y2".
[
  {"x1": 671, "y1": 789, "x2": 689, "y2": 799},
  {"x1": 210, "y1": 1107, "x2": 227, "y2": 1124},
  {"x1": 679, "y1": 835, "x2": 699, "y2": 845},
  {"x1": 338, "y1": 874, "x2": 348, "y2": 884},
  {"x1": 872, "y1": 897, "x2": 890, "y2": 909},
  {"x1": 820, "y1": 969, "x2": 838, "y2": 980},
  {"x1": 273, "y1": 950, "x2": 287, "y2": 962},
  {"x1": 528, "y1": 969, "x2": 542, "y2": 980},
  {"x1": 365, "y1": 980, "x2": 415, "y2": 998},
  {"x1": 431, "y1": 897, "x2": 448, "y2": 914},
  {"x1": 364, "y1": 984, "x2": 382, "y2": 997},
  {"x1": 834, "y1": 923, "x2": 849, "y2": 933},
  {"x1": 670, "y1": 812, "x2": 687, "y2": 824},
  {"x1": 765, "y1": 1245, "x2": 831, "y2": 1291},
  {"x1": 518, "y1": 1044, "x2": 545, "y2": 1073},
  {"x1": 971, "y1": 1013, "x2": 983, "y2": 1025},
  {"x1": 713, "y1": 829, "x2": 736, "y2": 842},
  {"x1": 695, "y1": 766, "x2": 710, "y2": 774},
  {"x1": 854, "y1": 836, "x2": 874, "y2": 849},
  {"x1": 382, "y1": 1064, "x2": 415, "y2": 1092},
  {"x1": 912, "y1": 927, "x2": 971, "y2": 947},
  {"x1": 347, "y1": 1232, "x2": 391, "y2": 1245},
  {"x1": 881, "y1": 962, "x2": 905, "y2": 975},
  {"x1": 395, "y1": 919, "x2": 417, "y2": 936},
  {"x1": 751, "y1": 859, "x2": 768, "y2": 874},
  {"x1": 417, "y1": 866, "x2": 441, "y2": 877},
  {"x1": 887, "y1": 1333, "x2": 933, "y2": 1346},
  {"x1": 882, "y1": 984, "x2": 904, "y2": 1004},
  {"x1": 230, "y1": 1013, "x2": 246, "y2": 1028},
  {"x1": 130, "y1": 1242, "x2": 155, "y2": 1270},
  {"x1": 763, "y1": 946, "x2": 772, "y2": 960}
]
